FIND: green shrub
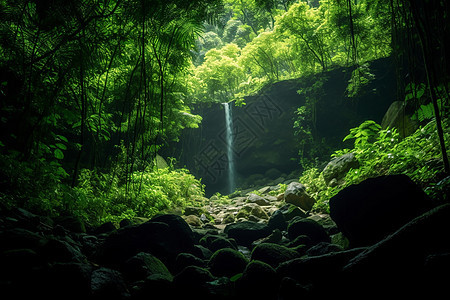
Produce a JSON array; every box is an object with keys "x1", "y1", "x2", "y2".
[
  {"x1": 0, "y1": 149, "x2": 205, "y2": 226},
  {"x1": 72, "y1": 167, "x2": 205, "y2": 225},
  {"x1": 300, "y1": 118, "x2": 449, "y2": 213}
]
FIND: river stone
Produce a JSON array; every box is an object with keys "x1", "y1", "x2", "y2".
[
  {"x1": 184, "y1": 206, "x2": 204, "y2": 217},
  {"x1": 184, "y1": 215, "x2": 203, "y2": 227},
  {"x1": 268, "y1": 209, "x2": 287, "y2": 231},
  {"x1": 208, "y1": 248, "x2": 249, "y2": 277},
  {"x1": 247, "y1": 193, "x2": 271, "y2": 206},
  {"x1": 122, "y1": 252, "x2": 172, "y2": 282},
  {"x1": 251, "y1": 243, "x2": 298, "y2": 268},
  {"x1": 284, "y1": 182, "x2": 316, "y2": 211},
  {"x1": 225, "y1": 221, "x2": 271, "y2": 246},
  {"x1": 90, "y1": 267, "x2": 130, "y2": 299},
  {"x1": 287, "y1": 216, "x2": 330, "y2": 244},
  {"x1": 237, "y1": 260, "x2": 278, "y2": 299}
]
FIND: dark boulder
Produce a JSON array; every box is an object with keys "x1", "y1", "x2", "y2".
[
  {"x1": 0, "y1": 248, "x2": 43, "y2": 278},
  {"x1": 90, "y1": 267, "x2": 130, "y2": 300},
  {"x1": 47, "y1": 262, "x2": 93, "y2": 300},
  {"x1": 236, "y1": 260, "x2": 278, "y2": 300},
  {"x1": 173, "y1": 265, "x2": 215, "y2": 287},
  {"x1": 278, "y1": 276, "x2": 311, "y2": 300},
  {"x1": 40, "y1": 238, "x2": 86, "y2": 263},
  {"x1": 277, "y1": 247, "x2": 365, "y2": 296},
  {"x1": 172, "y1": 266, "x2": 233, "y2": 299},
  {"x1": 0, "y1": 247, "x2": 48, "y2": 297},
  {"x1": 131, "y1": 274, "x2": 173, "y2": 300},
  {"x1": 423, "y1": 252, "x2": 450, "y2": 297},
  {"x1": 122, "y1": 252, "x2": 172, "y2": 282},
  {"x1": 267, "y1": 209, "x2": 287, "y2": 231},
  {"x1": 225, "y1": 221, "x2": 271, "y2": 246},
  {"x1": 193, "y1": 244, "x2": 213, "y2": 260},
  {"x1": 0, "y1": 228, "x2": 45, "y2": 251},
  {"x1": 97, "y1": 221, "x2": 169, "y2": 265},
  {"x1": 208, "y1": 248, "x2": 249, "y2": 277},
  {"x1": 287, "y1": 216, "x2": 330, "y2": 245},
  {"x1": 150, "y1": 214, "x2": 195, "y2": 255},
  {"x1": 175, "y1": 252, "x2": 206, "y2": 272},
  {"x1": 287, "y1": 235, "x2": 312, "y2": 248},
  {"x1": 55, "y1": 215, "x2": 86, "y2": 233},
  {"x1": 329, "y1": 174, "x2": 432, "y2": 247},
  {"x1": 247, "y1": 193, "x2": 271, "y2": 206},
  {"x1": 305, "y1": 242, "x2": 343, "y2": 256},
  {"x1": 251, "y1": 243, "x2": 298, "y2": 268},
  {"x1": 340, "y1": 203, "x2": 450, "y2": 298},
  {"x1": 251, "y1": 229, "x2": 282, "y2": 247},
  {"x1": 94, "y1": 221, "x2": 116, "y2": 234},
  {"x1": 98, "y1": 214, "x2": 195, "y2": 266},
  {"x1": 200, "y1": 234, "x2": 237, "y2": 252},
  {"x1": 184, "y1": 206, "x2": 205, "y2": 217}
]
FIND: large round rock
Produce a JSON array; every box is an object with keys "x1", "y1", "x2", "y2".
[
  {"x1": 287, "y1": 217, "x2": 330, "y2": 245},
  {"x1": 284, "y1": 182, "x2": 316, "y2": 211},
  {"x1": 329, "y1": 174, "x2": 432, "y2": 247},
  {"x1": 208, "y1": 248, "x2": 248, "y2": 277},
  {"x1": 224, "y1": 221, "x2": 271, "y2": 246}
]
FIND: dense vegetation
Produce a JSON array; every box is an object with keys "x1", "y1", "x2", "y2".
[
  {"x1": 188, "y1": 0, "x2": 391, "y2": 104},
  {"x1": 302, "y1": 118, "x2": 450, "y2": 213},
  {"x1": 0, "y1": 0, "x2": 449, "y2": 225}
]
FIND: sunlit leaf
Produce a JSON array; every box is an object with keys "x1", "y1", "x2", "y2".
[
  {"x1": 54, "y1": 149, "x2": 64, "y2": 160},
  {"x1": 55, "y1": 143, "x2": 67, "y2": 150}
]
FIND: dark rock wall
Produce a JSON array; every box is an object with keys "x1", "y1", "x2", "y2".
[{"x1": 166, "y1": 57, "x2": 397, "y2": 196}]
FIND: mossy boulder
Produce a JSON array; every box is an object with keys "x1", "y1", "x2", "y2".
[
  {"x1": 122, "y1": 252, "x2": 172, "y2": 282},
  {"x1": 237, "y1": 260, "x2": 278, "y2": 299},
  {"x1": 329, "y1": 174, "x2": 432, "y2": 247},
  {"x1": 225, "y1": 221, "x2": 271, "y2": 246},
  {"x1": 251, "y1": 243, "x2": 299, "y2": 268},
  {"x1": 208, "y1": 248, "x2": 249, "y2": 277},
  {"x1": 287, "y1": 216, "x2": 330, "y2": 244}
]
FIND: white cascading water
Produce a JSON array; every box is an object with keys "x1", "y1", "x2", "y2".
[{"x1": 223, "y1": 102, "x2": 236, "y2": 194}]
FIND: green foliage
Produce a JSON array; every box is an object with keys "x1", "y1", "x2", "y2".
[
  {"x1": 299, "y1": 168, "x2": 339, "y2": 214},
  {"x1": 190, "y1": 43, "x2": 246, "y2": 103},
  {"x1": 73, "y1": 167, "x2": 205, "y2": 225},
  {"x1": 294, "y1": 75, "x2": 331, "y2": 168},
  {"x1": 1, "y1": 149, "x2": 205, "y2": 225},
  {"x1": 346, "y1": 63, "x2": 375, "y2": 97},
  {"x1": 0, "y1": 151, "x2": 69, "y2": 215},
  {"x1": 189, "y1": 0, "x2": 392, "y2": 105},
  {"x1": 0, "y1": 0, "x2": 219, "y2": 186},
  {"x1": 342, "y1": 120, "x2": 382, "y2": 148},
  {"x1": 300, "y1": 118, "x2": 449, "y2": 212},
  {"x1": 0, "y1": 0, "x2": 221, "y2": 223},
  {"x1": 268, "y1": 183, "x2": 287, "y2": 196},
  {"x1": 404, "y1": 82, "x2": 449, "y2": 123}
]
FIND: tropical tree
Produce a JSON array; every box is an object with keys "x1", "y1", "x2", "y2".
[
  {"x1": 0, "y1": 0, "x2": 222, "y2": 194},
  {"x1": 191, "y1": 43, "x2": 245, "y2": 103}
]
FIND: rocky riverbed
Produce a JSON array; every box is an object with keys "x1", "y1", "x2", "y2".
[{"x1": 1, "y1": 174, "x2": 449, "y2": 299}]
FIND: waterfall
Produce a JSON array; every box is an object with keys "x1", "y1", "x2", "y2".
[{"x1": 223, "y1": 102, "x2": 236, "y2": 194}]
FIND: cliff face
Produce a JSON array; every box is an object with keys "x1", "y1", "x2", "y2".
[{"x1": 170, "y1": 57, "x2": 397, "y2": 196}]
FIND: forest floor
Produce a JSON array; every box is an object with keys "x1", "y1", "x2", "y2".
[{"x1": 1, "y1": 174, "x2": 449, "y2": 299}]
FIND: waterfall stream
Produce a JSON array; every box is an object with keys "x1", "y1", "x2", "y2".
[{"x1": 223, "y1": 102, "x2": 236, "y2": 194}]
